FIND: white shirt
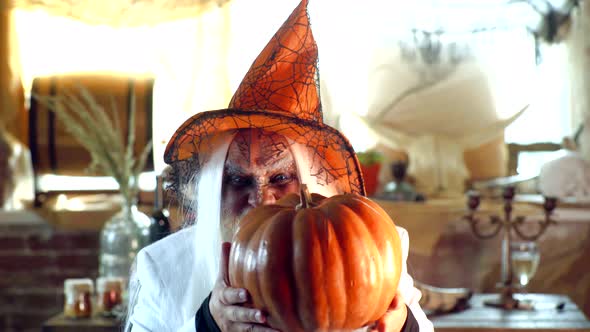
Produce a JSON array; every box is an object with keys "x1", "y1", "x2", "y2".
[{"x1": 127, "y1": 226, "x2": 434, "y2": 332}]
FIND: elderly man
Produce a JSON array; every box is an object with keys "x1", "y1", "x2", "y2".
[{"x1": 126, "y1": 1, "x2": 433, "y2": 331}]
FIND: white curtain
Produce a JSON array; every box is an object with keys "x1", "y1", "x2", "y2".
[
  {"x1": 332, "y1": 1, "x2": 537, "y2": 196},
  {"x1": 568, "y1": 2, "x2": 590, "y2": 160},
  {"x1": 11, "y1": 0, "x2": 230, "y2": 26}
]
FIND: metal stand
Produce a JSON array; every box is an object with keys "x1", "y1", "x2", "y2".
[{"x1": 463, "y1": 187, "x2": 557, "y2": 310}]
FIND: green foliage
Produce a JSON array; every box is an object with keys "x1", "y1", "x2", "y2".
[
  {"x1": 356, "y1": 149, "x2": 383, "y2": 166},
  {"x1": 34, "y1": 86, "x2": 152, "y2": 205}
]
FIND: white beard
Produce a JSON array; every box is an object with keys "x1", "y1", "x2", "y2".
[{"x1": 220, "y1": 206, "x2": 250, "y2": 242}]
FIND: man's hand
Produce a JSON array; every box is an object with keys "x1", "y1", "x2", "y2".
[
  {"x1": 368, "y1": 292, "x2": 408, "y2": 332},
  {"x1": 209, "y1": 242, "x2": 279, "y2": 332}
]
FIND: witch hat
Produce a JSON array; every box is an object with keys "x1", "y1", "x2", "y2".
[{"x1": 164, "y1": 0, "x2": 364, "y2": 195}]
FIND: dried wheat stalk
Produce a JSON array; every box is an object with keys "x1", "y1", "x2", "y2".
[{"x1": 34, "y1": 86, "x2": 153, "y2": 205}]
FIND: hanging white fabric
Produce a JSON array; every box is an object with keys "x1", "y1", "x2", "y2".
[
  {"x1": 328, "y1": 1, "x2": 537, "y2": 196},
  {"x1": 10, "y1": 0, "x2": 230, "y2": 26}
]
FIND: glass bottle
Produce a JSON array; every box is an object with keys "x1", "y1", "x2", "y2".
[
  {"x1": 99, "y1": 196, "x2": 151, "y2": 281},
  {"x1": 378, "y1": 161, "x2": 425, "y2": 201}
]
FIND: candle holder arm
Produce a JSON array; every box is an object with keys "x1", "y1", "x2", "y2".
[
  {"x1": 512, "y1": 215, "x2": 556, "y2": 241},
  {"x1": 464, "y1": 214, "x2": 504, "y2": 239}
]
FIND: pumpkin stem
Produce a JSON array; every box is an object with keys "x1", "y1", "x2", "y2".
[{"x1": 298, "y1": 184, "x2": 313, "y2": 209}]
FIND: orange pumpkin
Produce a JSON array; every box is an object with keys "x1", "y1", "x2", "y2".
[{"x1": 228, "y1": 185, "x2": 403, "y2": 331}]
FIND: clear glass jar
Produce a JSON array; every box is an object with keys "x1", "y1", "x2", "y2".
[
  {"x1": 63, "y1": 278, "x2": 94, "y2": 319},
  {"x1": 99, "y1": 199, "x2": 150, "y2": 284},
  {"x1": 96, "y1": 276, "x2": 124, "y2": 316}
]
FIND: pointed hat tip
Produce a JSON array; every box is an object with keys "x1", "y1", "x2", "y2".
[{"x1": 228, "y1": 0, "x2": 321, "y2": 123}]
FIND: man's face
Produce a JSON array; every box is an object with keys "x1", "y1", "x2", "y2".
[{"x1": 221, "y1": 129, "x2": 300, "y2": 240}]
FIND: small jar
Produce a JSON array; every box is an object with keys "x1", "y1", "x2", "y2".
[
  {"x1": 64, "y1": 278, "x2": 93, "y2": 318},
  {"x1": 96, "y1": 277, "x2": 124, "y2": 315}
]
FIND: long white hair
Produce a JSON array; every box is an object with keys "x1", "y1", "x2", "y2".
[{"x1": 187, "y1": 131, "x2": 235, "y2": 308}]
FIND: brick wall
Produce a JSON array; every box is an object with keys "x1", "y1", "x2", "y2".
[{"x1": 0, "y1": 215, "x2": 100, "y2": 332}]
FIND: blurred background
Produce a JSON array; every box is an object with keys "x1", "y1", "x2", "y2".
[{"x1": 1, "y1": 0, "x2": 589, "y2": 331}]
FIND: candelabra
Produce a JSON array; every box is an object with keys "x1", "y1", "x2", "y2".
[{"x1": 464, "y1": 186, "x2": 557, "y2": 310}]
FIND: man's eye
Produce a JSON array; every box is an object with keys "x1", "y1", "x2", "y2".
[
  {"x1": 226, "y1": 175, "x2": 252, "y2": 187},
  {"x1": 270, "y1": 173, "x2": 293, "y2": 185}
]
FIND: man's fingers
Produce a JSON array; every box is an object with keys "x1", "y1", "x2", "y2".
[
  {"x1": 233, "y1": 322, "x2": 279, "y2": 332},
  {"x1": 220, "y1": 242, "x2": 231, "y2": 284},
  {"x1": 226, "y1": 306, "x2": 266, "y2": 324},
  {"x1": 220, "y1": 287, "x2": 248, "y2": 305}
]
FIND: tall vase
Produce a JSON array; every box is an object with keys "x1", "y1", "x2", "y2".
[{"x1": 99, "y1": 197, "x2": 151, "y2": 281}]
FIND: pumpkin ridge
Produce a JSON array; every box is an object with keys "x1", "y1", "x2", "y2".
[
  {"x1": 316, "y1": 206, "x2": 346, "y2": 328},
  {"x1": 313, "y1": 208, "x2": 331, "y2": 329},
  {"x1": 351, "y1": 195, "x2": 393, "y2": 226},
  {"x1": 316, "y1": 211, "x2": 331, "y2": 329},
  {"x1": 356, "y1": 197, "x2": 402, "y2": 289},
  {"x1": 316, "y1": 201, "x2": 348, "y2": 328},
  {"x1": 244, "y1": 216, "x2": 268, "y2": 313},
  {"x1": 323, "y1": 202, "x2": 372, "y2": 328},
  {"x1": 354, "y1": 198, "x2": 388, "y2": 321},
  {"x1": 232, "y1": 211, "x2": 267, "y2": 289},
  {"x1": 350, "y1": 196, "x2": 402, "y2": 320},
  {"x1": 322, "y1": 202, "x2": 349, "y2": 327},
  {"x1": 348, "y1": 202, "x2": 384, "y2": 327},
  {"x1": 259, "y1": 210, "x2": 299, "y2": 330},
  {"x1": 285, "y1": 209, "x2": 307, "y2": 331},
  {"x1": 293, "y1": 207, "x2": 327, "y2": 330},
  {"x1": 292, "y1": 206, "x2": 309, "y2": 329},
  {"x1": 255, "y1": 216, "x2": 275, "y2": 325}
]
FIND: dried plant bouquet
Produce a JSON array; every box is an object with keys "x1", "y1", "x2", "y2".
[{"x1": 35, "y1": 86, "x2": 153, "y2": 205}]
